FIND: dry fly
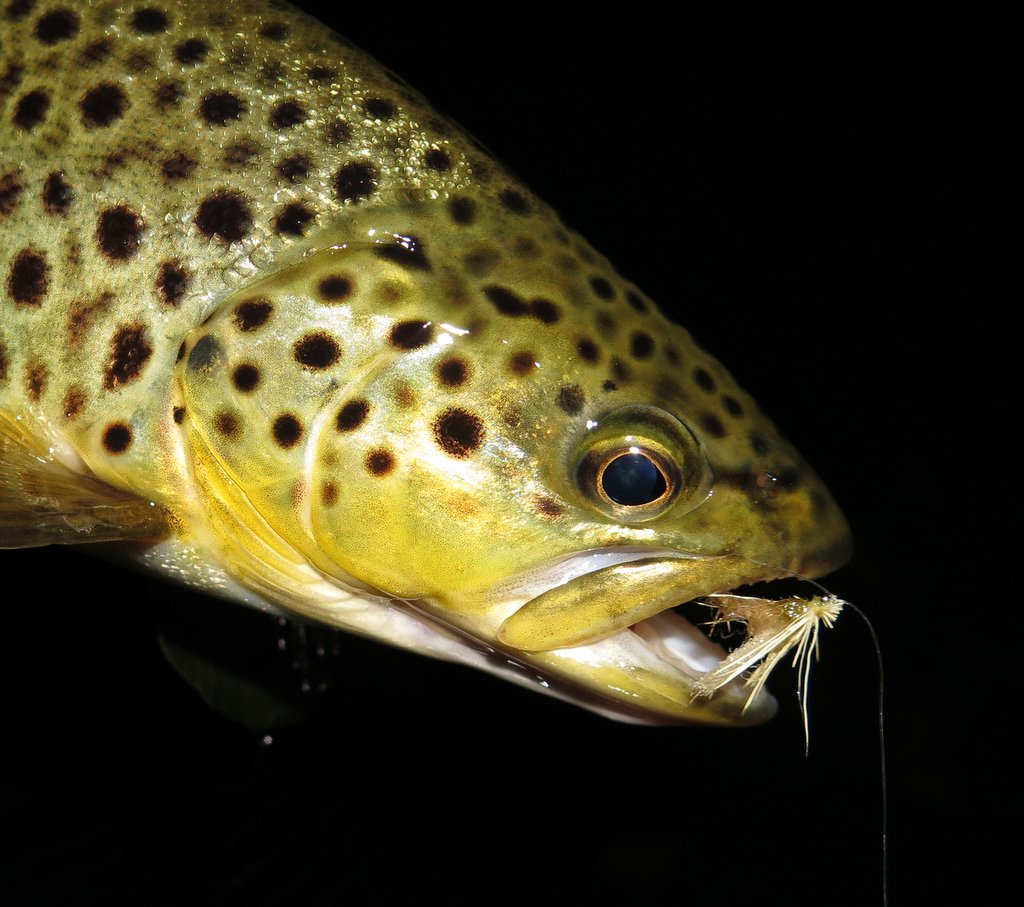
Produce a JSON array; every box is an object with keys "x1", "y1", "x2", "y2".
[{"x1": 692, "y1": 593, "x2": 846, "y2": 749}]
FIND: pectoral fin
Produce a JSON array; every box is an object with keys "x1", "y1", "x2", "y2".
[{"x1": 0, "y1": 410, "x2": 168, "y2": 548}]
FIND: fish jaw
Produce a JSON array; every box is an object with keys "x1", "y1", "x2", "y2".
[{"x1": 412, "y1": 550, "x2": 827, "y2": 726}]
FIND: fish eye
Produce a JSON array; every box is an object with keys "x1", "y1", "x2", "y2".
[
  {"x1": 599, "y1": 451, "x2": 669, "y2": 506},
  {"x1": 573, "y1": 405, "x2": 711, "y2": 523}
]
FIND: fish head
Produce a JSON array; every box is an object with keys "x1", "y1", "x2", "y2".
[{"x1": 178, "y1": 198, "x2": 850, "y2": 724}]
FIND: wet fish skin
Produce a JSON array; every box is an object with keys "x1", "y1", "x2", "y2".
[{"x1": 0, "y1": 0, "x2": 851, "y2": 724}]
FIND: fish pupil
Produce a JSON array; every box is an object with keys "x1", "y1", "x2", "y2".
[{"x1": 601, "y1": 453, "x2": 667, "y2": 506}]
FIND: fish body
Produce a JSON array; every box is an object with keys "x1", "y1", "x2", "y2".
[{"x1": 0, "y1": 0, "x2": 851, "y2": 725}]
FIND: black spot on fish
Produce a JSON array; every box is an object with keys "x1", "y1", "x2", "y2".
[
  {"x1": 276, "y1": 154, "x2": 311, "y2": 183},
  {"x1": 7, "y1": 248, "x2": 48, "y2": 305},
  {"x1": 258, "y1": 22, "x2": 288, "y2": 40},
  {"x1": 270, "y1": 100, "x2": 305, "y2": 129},
  {"x1": 363, "y1": 97, "x2": 395, "y2": 119},
  {"x1": 433, "y1": 408, "x2": 484, "y2": 458},
  {"x1": 173, "y1": 406, "x2": 185, "y2": 424},
  {"x1": 154, "y1": 81, "x2": 183, "y2": 108},
  {"x1": 558, "y1": 385, "x2": 585, "y2": 416},
  {"x1": 196, "y1": 190, "x2": 252, "y2": 243},
  {"x1": 664, "y1": 345, "x2": 680, "y2": 366},
  {"x1": 750, "y1": 433, "x2": 770, "y2": 456},
  {"x1": 500, "y1": 189, "x2": 529, "y2": 214},
  {"x1": 231, "y1": 363, "x2": 260, "y2": 392},
  {"x1": 233, "y1": 298, "x2": 272, "y2": 332},
  {"x1": 723, "y1": 396, "x2": 744, "y2": 417},
  {"x1": 509, "y1": 351, "x2": 536, "y2": 375},
  {"x1": 375, "y1": 238, "x2": 431, "y2": 271},
  {"x1": 611, "y1": 357, "x2": 631, "y2": 383},
  {"x1": 42, "y1": 172, "x2": 73, "y2": 215},
  {"x1": 317, "y1": 274, "x2": 352, "y2": 302},
  {"x1": 532, "y1": 495, "x2": 564, "y2": 519},
  {"x1": 694, "y1": 368, "x2": 715, "y2": 392},
  {"x1": 173, "y1": 38, "x2": 208, "y2": 65},
  {"x1": 448, "y1": 197, "x2": 475, "y2": 225},
  {"x1": 577, "y1": 339, "x2": 600, "y2": 363},
  {"x1": 274, "y1": 202, "x2": 316, "y2": 236},
  {"x1": 321, "y1": 482, "x2": 338, "y2": 507},
  {"x1": 96, "y1": 206, "x2": 143, "y2": 261},
  {"x1": 293, "y1": 332, "x2": 340, "y2": 370},
  {"x1": 4, "y1": 1, "x2": 34, "y2": 22},
  {"x1": 223, "y1": 140, "x2": 261, "y2": 168},
  {"x1": 80, "y1": 83, "x2": 129, "y2": 128},
  {"x1": 530, "y1": 298, "x2": 560, "y2": 324},
  {"x1": 626, "y1": 291, "x2": 648, "y2": 313},
  {"x1": 162, "y1": 151, "x2": 196, "y2": 181},
  {"x1": 272, "y1": 413, "x2": 303, "y2": 449},
  {"x1": 103, "y1": 422, "x2": 132, "y2": 454},
  {"x1": 334, "y1": 161, "x2": 377, "y2": 202},
  {"x1": 0, "y1": 62, "x2": 24, "y2": 102},
  {"x1": 437, "y1": 357, "x2": 468, "y2": 388},
  {"x1": 308, "y1": 65, "x2": 334, "y2": 81},
  {"x1": 483, "y1": 285, "x2": 528, "y2": 317},
  {"x1": 63, "y1": 386, "x2": 85, "y2": 419},
  {"x1": 365, "y1": 448, "x2": 395, "y2": 476},
  {"x1": 25, "y1": 360, "x2": 46, "y2": 400},
  {"x1": 156, "y1": 260, "x2": 190, "y2": 306},
  {"x1": 187, "y1": 334, "x2": 221, "y2": 372},
  {"x1": 589, "y1": 276, "x2": 614, "y2": 300},
  {"x1": 104, "y1": 324, "x2": 152, "y2": 389},
  {"x1": 326, "y1": 121, "x2": 351, "y2": 145},
  {"x1": 389, "y1": 320, "x2": 434, "y2": 350},
  {"x1": 336, "y1": 399, "x2": 369, "y2": 432},
  {"x1": 630, "y1": 331, "x2": 654, "y2": 360},
  {"x1": 214, "y1": 411, "x2": 240, "y2": 438},
  {"x1": 34, "y1": 7, "x2": 78, "y2": 44},
  {"x1": 200, "y1": 90, "x2": 246, "y2": 125},
  {"x1": 130, "y1": 8, "x2": 169, "y2": 33},
  {"x1": 424, "y1": 148, "x2": 451, "y2": 171},
  {"x1": 700, "y1": 413, "x2": 726, "y2": 438},
  {"x1": 80, "y1": 38, "x2": 112, "y2": 66},
  {"x1": 0, "y1": 170, "x2": 22, "y2": 219},
  {"x1": 13, "y1": 89, "x2": 49, "y2": 130}
]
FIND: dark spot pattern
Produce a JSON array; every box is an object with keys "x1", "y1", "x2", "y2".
[
  {"x1": 103, "y1": 422, "x2": 132, "y2": 453},
  {"x1": 336, "y1": 399, "x2": 369, "y2": 432},
  {"x1": 154, "y1": 81, "x2": 183, "y2": 107},
  {"x1": 365, "y1": 448, "x2": 395, "y2": 476},
  {"x1": 317, "y1": 274, "x2": 352, "y2": 302},
  {"x1": 363, "y1": 97, "x2": 395, "y2": 119},
  {"x1": 81, "y1": 39, "x2": 112, "y2": 65},
  {"x1": 577, "y1": 339, "x2": 600, "y2": 363},
  {"x1": 104, "y1": 324, "x2": 152, "y2": 389},
  {"x1": 173, "y1": 406, "x2": 185, "y2": 424},
  {"x1": 42, "y1": 172, "x2": 73, "y2": 215},
  {"x1": 433, "y1": 408, "x2": 484, "y2": 459},
  {"x1": 723, "y1": 396, "x2": 744, "y2": 417},
  {"x1": 200, "y1": 90, "x2": 246, "y2": 125},
  {"x1": 156, "y1": 261, "x2": 190, "y2": 306},
  {"x1": 611, "y1": 357, "x2": 631, "y2": 383},
  {"x1": 7, "y1": 248, "x2": 48, "y2": 305},
  {"x1": 276, "y1": 154, "x2": 311, "y2": 183},
  {"x1": 63, "y1": 386, "x2": 85, "y2": 419},
  {"x1": 308, "y1": 65, "x2": 334, "y2": 81},
  {"x1": 0, "y1": 62, "x2": 24, "y2": 102},
  {"x1": 259, "y1": 21, "x2": 288, "y2": 39},
  {"x1": 482, "y1": 286, "x2": 559, "y2": 323},
  {"x1": 4, "y1": 1, "x2": 34, "y2": 22},
  {"x1": 0, "y1": 170, "x2": 22, "y2": 218},
  {"x1": 231, "y1": 363, "x2": 259, "y2": 392},
  {"x1": 130, "y1": 8, "x2": 169, "y2": 33},
  {"x1": 196, "y1": 190, "x2": 252, "y2": 243},
  {"x1": 233, "y1": 298, "x2": 272, "y2": 331},
  {"x1": 437, "y1": 357, "x2": 468, "y2": 388},
  {"x1": 162, "y1": 151, "x2": 196, "y2": 181},
  {"x1": 80, "y1": 83, "x2": 128, "y2": 128},
  {"x1": 509, "y1": 351, "x2": 536, "y2": 375},
  {"x1": 500, "y1": 189, "x2": 528, "y2": 214},
  {"x1": 214, "y1": 411, "x2": 240, "y2": 438},
  {"x1": 34, "y1": 7, "x2": 78, "y2": 44},
  {"x1": 274, "y1": 202, "x2": 316, "y2": 236},
  {"x1": 626, "y1": 291, "x2": 647, "y2": 313},
  {"x1": 694, "y1": 368, "x2": 715, "y2": 392},
  {"x1": 664, "y1": 346, "x2": 680, "y2": 366},
  {"x1": 531, "y1": 299, "x2": 560, "y2": 324},
  {"x1": 13, "y1": 89, "x2": 49, "y2": 129},
  {"x1": 270, "y1": 100, "x2": 305, "y2": 129},
  {"x1": 326, "y1": 121, "x2": 351, "y2": 145},
  {"x1": 448, "y1": 197, "x2": 475, "y2": 225},
  {"x1": 389, "y1": 320, "x2": 434, "y2": 350},
  {"x1": 750, "y1": 434, "x2": 770, "y2": 456},
  {"x1": 25, "y1": 360, "x2": 46, "y2": 400},
  {"x1": 700, "y1": 413, "x2": 726, "y2": 438},
  {"x1": 557, "y1": 385, "x2": 585, "y2": 415},
  {"x1": 272, "y1": 414, "x2": 303, "y2": 449},
  {"x1": 533, "y1": 495, "x2": 564, "y2": 519},
  {"x1": 223, "y1": 140, "x2": 260, "y2": 167},
  {"x1": 424, "y1": 148, "x2": 451, "y2": 171},
  {"x1": 375, "y1": 238, "x2": 430, "y2": 271},
  {"x1": 630, "y1": 331, "x2": 654, "y2": 360},
  {"x1": 173, "y1": 39, "x2": 208, "y2": 65},
  {"x1": 321, "y1": 482, "x2": 338, "y2": 507},
  {"x1": 589, "y1": 276, "x2": 614, "y2": 300},
  {"x1": 602, "y1": 380, "x2": 617, "y2": 392},
  {"x1": 96, "y1": 206, "x2": 143, "y2": 261},
  {"x1": 334, "y1": 162, "x2": 377, "y2": 202},
  {"x1": 293, "y1": 332, "x2": 340, "y2": 369}
]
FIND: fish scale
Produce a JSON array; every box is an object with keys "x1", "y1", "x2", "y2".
[{"x1": 0, "y1": 0, "x2": 852, "y2": 726}]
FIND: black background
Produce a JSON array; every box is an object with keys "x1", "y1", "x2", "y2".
[{"x1": 3, "y1": 4, "x2": 1010, "y2": 904}]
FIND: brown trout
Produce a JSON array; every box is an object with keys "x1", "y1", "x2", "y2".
[{"x1": 0, "y1": 0, "x2": 851, "y2": 725}]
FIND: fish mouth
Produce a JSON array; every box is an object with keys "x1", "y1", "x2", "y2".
[{"x1": 413, "y1": 548, "x2": 839, "y2": 726}]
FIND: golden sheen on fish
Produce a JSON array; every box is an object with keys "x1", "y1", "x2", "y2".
[{"x1": 0, "y1": 0, "x2": 852, "y2": 725}]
